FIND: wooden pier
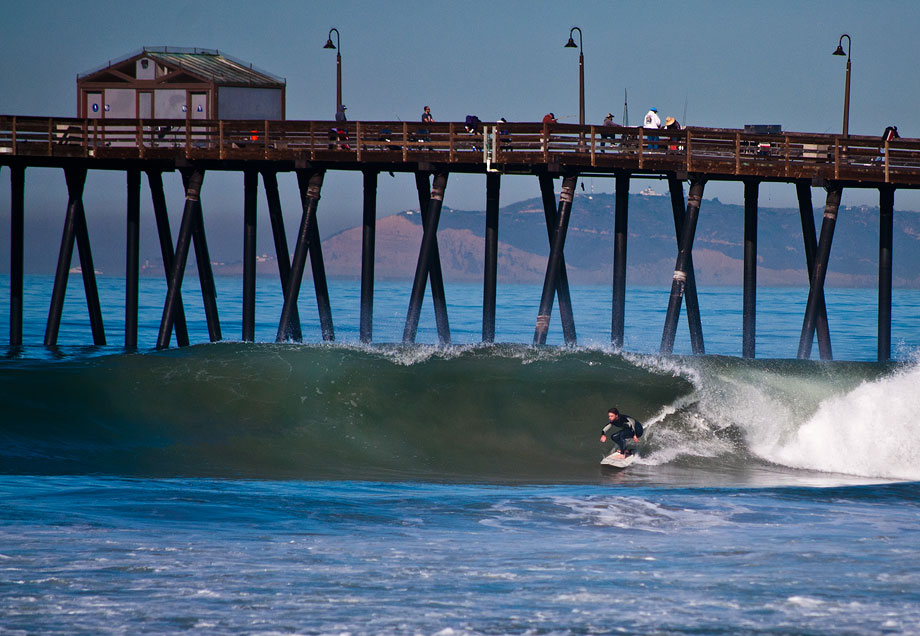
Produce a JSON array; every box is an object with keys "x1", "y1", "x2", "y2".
[{"x1": 3, "y1": 115, "x2": 919, "y2": 360}]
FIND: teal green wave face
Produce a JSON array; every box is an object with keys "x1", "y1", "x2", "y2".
[{"x1": 0, "y1": 344, "x2": 692, "y2": 481}]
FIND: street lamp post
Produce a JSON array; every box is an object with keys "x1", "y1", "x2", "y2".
[
  {"x1": 323, "y1": 28, "x2": 342, "y2": 115},
  {"x1": 564, "y1": 27, "x2": 584, "y2": 126},
  {"x1": 832, "y1": 33, "x2": 851, "y2": 137}
]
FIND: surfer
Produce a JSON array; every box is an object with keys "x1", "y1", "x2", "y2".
[{"x1": 600, "y1": 407, "x2": 643, "y2": 457}]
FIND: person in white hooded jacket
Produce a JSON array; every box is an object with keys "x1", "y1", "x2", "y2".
[{"x1": 644, "y1": 107, "x2": 661, "y2": 149}]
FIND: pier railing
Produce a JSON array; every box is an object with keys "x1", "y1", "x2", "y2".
[{"x1": 3, "y1": 115, "x2": 920, "y2": 185}]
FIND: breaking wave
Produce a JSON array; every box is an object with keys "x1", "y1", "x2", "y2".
[{"x1": 1, "y1": 343, "x2": 917, "y2": 483}]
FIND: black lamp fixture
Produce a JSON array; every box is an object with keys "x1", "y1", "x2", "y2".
[
  {"x1": 564, "y1": 26, "x2": 584, "y2": 126},
  {"x1": 832, "y1": 33, "x2": 851, "y2": 137},
  {"x1": 324, "y1": 28, "x2": 342, "y2": 114}
]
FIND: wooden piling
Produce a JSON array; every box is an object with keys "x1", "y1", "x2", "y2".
[
  {"x1": 878, "y1": 186, "x2": 895, "y2": 362},
  {"x1": 413, "y1": 172, "x2": 451, "y2": 344},
  {"x1": 360, "y1": 170, "x2": 378, "y2": 343},
  {"x1": 157, "y1": 168, "x2": 204, "y2": 349},
  {"x1": 45, "y1": 167, "x2": 105, "y2": 347},
  {"x1": 611, "y1": 173, "x2": 629, "y2": 348},
  {"x1": 303, "y1": 172, "x2": 334, "y2": 342},
  {"x1": 277, "y1": 170, "x2": 327, "y2": 342},
  {"x1": 797, "y1": 185, "x2": 843, "y2": 360},
  {"x1": 147, "y1": 170, "x2": 190, "y2": 347},
  {"x1": 182, "y1": 169, "x2": 222, "y2": 342},
  {"x1": 482, "y1": 172, "x2": 500, "y2": 343},
  {"x1": 9, "y1": 165, "x2": 24, "y2": 347},
  {"x1": 242, "y1": 170, "x2": 258, "y2": 342},
  {"x1": 183, "y1": 169, "x2": 221, "y2": 343},
  {"x1": 667, "y1": 175, "x2": 704, "y2": 354},
  {"x1": 45, "y1": 168, "x2": 82, "y2": 346},
  {"x1": 404, "y1": 171, "x2": 450, "y2": 344},
  {"x1": 742, "y1": 179, "x2": 759, "y2": 359},
  {"x1": 537, "y1": 174, "x2": 576, "y2": 345},
  {"x1": 125, "y1": 169, "x2": 141, "y2": 348},
  {"x1": 660, "y1": 176, "x2": 706, "y2": 355},
  {"x1": 74, "y1": 195, "x2": 106, "y2": 346},
  {"x1": 534, "y1": 174, "x2": 578, "y2": 345},
  {"x1": 261, "y1": 170, "x2": 302, "y2": 341},
  {"x1": 795, "y1": 180, "x2": 832, "y2": 359}
]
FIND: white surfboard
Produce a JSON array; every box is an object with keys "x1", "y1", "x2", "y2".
[{"x1": 600, "y1": 452, "x2": 636, "y2": 468}]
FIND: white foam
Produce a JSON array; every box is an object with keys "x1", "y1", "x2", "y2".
[
  {"x1": 764, "y1": 364, "x2": 920, "y2": 481},
  {"x1": 628, "y1": 354, "x2": 920, "y2": 482},
  {"x1": 787, "y1": 595, "x2": 825, "y2": 608},
  {"x1": 553, "y1": 590, "x2": 607, "y2": 604},
  {"x1": 553, "y1": 495, "x2": 733, "y2": 533}
]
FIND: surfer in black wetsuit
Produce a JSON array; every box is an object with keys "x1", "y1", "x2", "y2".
[{"x1": 600, "y1": 407, "x2": 643, "y2": 457}]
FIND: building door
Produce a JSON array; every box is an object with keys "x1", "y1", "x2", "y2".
[
  {"x1": 189, "y1": 92, "x2": 209, "y2": 147},
  {"x1": 138, "y1": 92, "x2": 153, "y2": 119},
  {"x1": 86, "y1": 92, "x2": 103, "y2": 118},
  {"x1": 191, "y1": 93, "x2": 208, "y2": 119}
]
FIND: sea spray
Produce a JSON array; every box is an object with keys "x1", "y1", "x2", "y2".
[
  {"x1": 771, "y1": 362, "x2": 920, "y2": 480},
  {"x1": 635, "y1": 354, "x2": 918, "y2": 481}
]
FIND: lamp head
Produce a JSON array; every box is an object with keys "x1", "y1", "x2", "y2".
[
  {"x1": 564, "y1": 36, "x2": 577, "y2": 48},
  {"x1": 833, "y1": 33, "x2": 850, "y2": 58},
  {"x1": 325, "y1": 27, "x2": 339, "y2": 50}
]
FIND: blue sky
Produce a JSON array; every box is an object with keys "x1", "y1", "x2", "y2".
[{"x1": 2, "y1": 0, "x2": 920, "y2": 240}]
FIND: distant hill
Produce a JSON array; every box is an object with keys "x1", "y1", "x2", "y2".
[
  {"x1": 318, "y1": 191, "x2": 920, "y2": 287},
  {"x1": 6, "y1": 190, "x2": 920, "y2": 287}
]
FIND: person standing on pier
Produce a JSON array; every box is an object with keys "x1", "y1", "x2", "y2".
[
  {"x1": 882, "y1": 125, "x2": 899, "y2": 142},
  {"x1": 665, "y1": 115, "x2": 681, "y2": 151},
  {"x1": 496, "y1": 117, "x2": 510, "y2": 148},
  {"x1": 876, "y1": 125, "x2": 900, "y2": 162},
  {"x1": 331, "y1": 104, "x2": 348, "y2": 149},
  {"x1": 601, "y1": 112, "x2": 616, "y2": 152},
  {"x1": 541, "y1": 113, "x2": 557, "y2": 150},
  {"x1": 644, "y1": 107, "x2": 661, "y2": 150},
  {"x1": 418, "y1": 106, "x2": 434, "y2": 144}
]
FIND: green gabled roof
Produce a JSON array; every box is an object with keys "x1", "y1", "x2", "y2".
[{"x1": 79, "y1": 47, "x2": 286, "y2": 87}]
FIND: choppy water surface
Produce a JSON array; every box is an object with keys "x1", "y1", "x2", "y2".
[{"x1": 3, "y1": 478, "x2": 919, "y2": 635}]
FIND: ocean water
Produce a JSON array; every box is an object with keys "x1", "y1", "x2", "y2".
[
  {"x1": 2, "y1": 275, "x2": 920, "y2": 635},
  {"x1": 3, "y1": 274, "x2": 920, "y2": 357}
]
